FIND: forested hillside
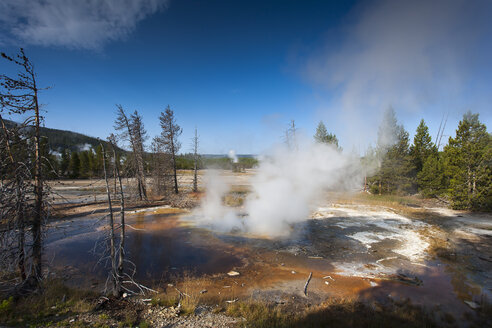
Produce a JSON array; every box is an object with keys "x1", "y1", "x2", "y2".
[{"x1": 3, "y1": 119, "x2": 121, "y2": 153}]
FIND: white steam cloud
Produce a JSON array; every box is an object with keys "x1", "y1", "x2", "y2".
[
  {"x1": 305, "y1": 0, "x2": 492, "y2": 146},
  {"x1": 228, "y1": 150, "x2": 238, "y2": 163},
  {"x1": 0, "y1": 0, "x2": 168, "y2": 49},
  {"x1": 193, "y1": 139, "x2": 364, "y2": 238}
]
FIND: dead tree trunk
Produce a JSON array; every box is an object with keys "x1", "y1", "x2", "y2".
[
  {"x1": 1, "y1": 49, "x2": 49, "y2": 285},
  {"x1": 110, "y1": 137, "x2": 125, "y2": 295},
  {"x1": 170, "y1": 132, "x2": 179, "y2": 194},
  {"x1": 101, "y1": 142, "x2": 118, "y2": 297},
  {"x1": 1, "y1": 116, "x2": 27, "y2": 281},
  {"x1": 193, "y1": 127, "x2": 199, "y2": 193},
  {"x1": 159, "y1": 106, "x2": 182, "y2": 195},
  {"x1": 16, "y1": 181, "x2": 26, "y2": 281},
  {"x1": 114, "y1": 106, "x2": 147, "y2": 201},
  {"x1": 0, "y1": 116, "x2": 26, "y2": 280},
  {"x1": 31, "y1": 61, "x2": 43, "y2": 282}
]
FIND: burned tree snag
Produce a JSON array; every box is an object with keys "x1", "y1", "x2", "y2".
[
  {"x1": 1, "y1": 49, "x2": 48, "y2": 284},
  {"x1": 0, "y1": 115, "x2": 26, "y2": 281},
  {"x1": 109, "y1": 135, "x2": 125, "y2": 295},
  {"x1": 159, "y1": 105, "x2": 182, "y2": 194},
  {"x1": 100, "y1": 142, "x2": 118, "y2": 296},
  {"x1": 32, "y1": 80, "x2": 43, "y2": 280},
  {"x1": 193, "y1": 127, "x2": 199, "y2": 193},
  {"x1": 114, "y1": 105, "x2": 148, "y2": 201}
]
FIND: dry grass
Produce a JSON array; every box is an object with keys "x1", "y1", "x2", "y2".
[
  {"x1": 225, "y1": 297, "x2": 440, "y2": 328},
  {"x1": 150, "y1": 292, "x2": 199, "y2": 315},
  {"x1": 223, "y1": 192, "x2": 246, "y2": 207},
  {"x1": 0, "y1": 279, "x2": 96, "y2": 326}
]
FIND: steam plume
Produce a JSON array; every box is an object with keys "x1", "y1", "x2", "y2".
[
  {"x1": 193, "y1": 139, "x2": 365, "y2": 238},
  {"x1": 305, "y1": 0, "x2": 492, "y2": 147},
  {"x1": 228, "y1": 150, "x2": 238, "y2": 163}
]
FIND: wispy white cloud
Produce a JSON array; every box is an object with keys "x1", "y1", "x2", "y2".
[
  {"x1": 304, "y1": 0, "x2": 492, "y2": 146},
  {"x1": 0, "y1": 0, "x2": 169, "y2": 49}
]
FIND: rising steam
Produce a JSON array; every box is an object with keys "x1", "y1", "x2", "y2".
[
  {"x1": 305, "y1": 0, "x2": 492, "y2": 147},
  {"x1": 228, "y1": 150, "x2": 238, "y2": 163},
  {"x1": 192, "y1": 138, "x2": 366, "y2": 238}
]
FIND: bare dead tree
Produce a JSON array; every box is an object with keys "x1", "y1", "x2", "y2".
[
  {"x1": 284, "y1": 119, "x2": 298, "y2": 151},
  {"x1": 100, "y1": 141, "x2": 118, "y2": 296},
  {"x1": 130, "y1": 110, "x2": 148, "y2": 198},
  {"x1": 193, "y1": 127, "x2": 199, "y2": 193},
  {"x1": 150, "y1": 136, "x2": 172, "y2": 196},
  {"x1": 1, "y1": 49, "x2": 49, "y2": 284},
  {"x1": 436, "y1": 112, "x2": 448, "y2": 151},
  {"x1": 0, "y1": 115, "x2": 29, "y2": 282},
  {"x1": 159, "y1": 105, "x2": 182, "y2": 194},
  {"x1": 108, "y1": 134, "x2": 125, "y2": 295},
  {"x1": 114, "y1": 105, "x2": 148, "y2": 201},
  {"x1": 97, "y1": 137, "x2": 155, "y2": 297}
]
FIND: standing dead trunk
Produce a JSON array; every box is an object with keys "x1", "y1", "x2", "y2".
[
  {"x1": 110, "y1": 138, "x2": 125, "y2": 295},
  {"x1": 170, "y1": 122, "x2": 179, "y2": 194},
  {"x1": 135, "y1": 146, "x2": 147, "y2": 200},
  {"x1": 32, "y1": 84, "x2": 43, "y2": 281},
  {"x1": 159, "y1": 106, "x2": 182, "y2": 195},
  {"x1": 114, "y1": 106, "x2": 147, "y2": 201},
  {"x1": 193, "y1": 127, "x2": 199, "y2": 193},
  {"x1": 16, "y1": 180, "x2": 26, "y2": 281},
  {"x1": 90, "y1": 175, "x2": 97, "y2": 203},
  {"x1": 1, "y1": 49, "x2": 49, "y2": 285},
  {"x1": 101, "y1": 142, "x2": 118, "y2": 296}
]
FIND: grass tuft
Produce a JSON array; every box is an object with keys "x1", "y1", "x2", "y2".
[
  {"x1": 0, "y1": 279, "x2": 96, "y2": 326},
  {"x1": 225, "y1": 298, "x2": 440, "y2": 328}
]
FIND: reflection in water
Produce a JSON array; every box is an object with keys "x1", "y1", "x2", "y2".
[{"x1": 46, "y1": 212, "x2": 242, "y2": 286}]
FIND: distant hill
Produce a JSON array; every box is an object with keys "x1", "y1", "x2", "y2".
[
  {"x1": 3, "y1": 119, "x2": 124, "y2": 153},
  {"x1": 3, "y1": 120, "x2": 257, "y2": 159}
]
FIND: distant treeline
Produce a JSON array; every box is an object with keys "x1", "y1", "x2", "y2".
[
  {"x1": 177, "y1": 154, "x2": 258, "y2": 170},
  {"x1": 51, "y1": 149, "x2": 258, "y2": 179}
]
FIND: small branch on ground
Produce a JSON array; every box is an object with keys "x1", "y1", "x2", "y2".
[{"x1": 304, "y1": 272, "x2": 313, "y2": 296}]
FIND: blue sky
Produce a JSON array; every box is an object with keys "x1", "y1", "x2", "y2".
[{"x1": 1, "y1": 0, "x2": 491, "y2": 154}]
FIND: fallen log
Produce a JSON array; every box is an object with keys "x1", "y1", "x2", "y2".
[{"x1": 304, "y1": 272, "x2": 313, "y2": 296}]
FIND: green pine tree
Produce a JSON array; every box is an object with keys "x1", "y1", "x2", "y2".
[
  {"x1": 314, "y1": 121, "x2": 340, "y2": 148},
  {"x1": 410, "y1": 119, "x2": 437, "y2": 173},
  {"x1": 79, "y1": 151, "x2": 91, "y2": 178},
  {"x1": 69, "y1": 152, "x2": 80, "y2": 178},
  {"x1": 379, "y1": 125, "x2": 414, "y2": 194},
  {"x1": 443, "y1": 112, "x2": 491, "y2": 210},
  {"x1": 371, "y1": 108, "x2": 414, "y2": 195},
  {"x1": 94, "y1": 144, "x2": 104, "y2": 177},
  {"x1": 87, "y1": 149, "x2": 96, "y2": 177},
  {"x1": 417, "y1": 153, "x2": 445, "y2": 197}
]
